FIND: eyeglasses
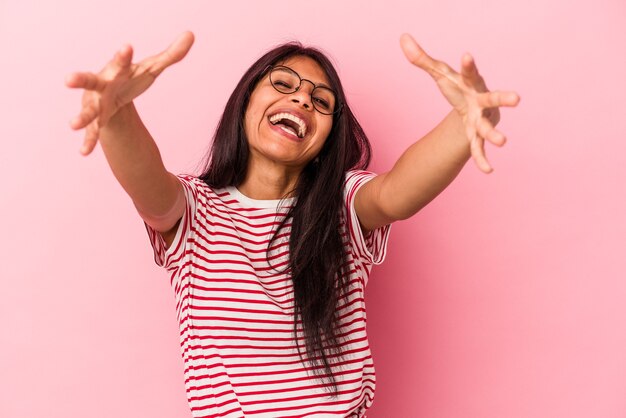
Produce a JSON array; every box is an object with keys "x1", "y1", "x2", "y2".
[{"x1": 267, "y1": 65, "x2": 341, "y2": 115}]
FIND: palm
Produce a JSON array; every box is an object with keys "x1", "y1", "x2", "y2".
[
  {"x1": 66, "y1": 31, "x2": 195, "y2": 155},
  {"x1": 399, "y1": 33, "x2": 519, "y2": 172}
]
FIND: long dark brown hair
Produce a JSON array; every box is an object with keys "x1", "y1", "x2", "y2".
[{"x1": 199, "y1": 42, "x2": 371, "y2": 395}]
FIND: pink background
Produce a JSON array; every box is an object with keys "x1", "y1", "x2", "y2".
[{"x1": 1, "y1": 0, "x2": 625, "y2": 417}]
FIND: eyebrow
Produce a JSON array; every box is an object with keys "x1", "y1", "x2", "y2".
[{"x1": 315, "y1": 81, "x2": 332, "y2": 90}]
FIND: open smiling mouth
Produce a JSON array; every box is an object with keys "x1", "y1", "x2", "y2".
[{"x1": 269, "y1": 112, "x2": 308, "y2": 139}]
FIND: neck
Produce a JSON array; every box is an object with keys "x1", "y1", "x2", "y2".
[{"x1": 238, "y1": 158, "x2": 303, "y2": 200}]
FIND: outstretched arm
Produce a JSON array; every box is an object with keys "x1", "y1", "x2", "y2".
[
  {"x1": 66, "y1": 32, "x2": 194, "y2": 242},
  {"x1": 355, "y1": 34, "x2": 520, "y2": 231}
]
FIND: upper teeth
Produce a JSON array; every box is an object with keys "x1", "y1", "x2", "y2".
[{"x1": 269, "y1": 112, "x2": 307, "y2": 138}]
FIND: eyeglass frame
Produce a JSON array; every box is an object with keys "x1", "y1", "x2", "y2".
[{"x1": 263, "y1": 65, "x2": 343, "y2": 116}]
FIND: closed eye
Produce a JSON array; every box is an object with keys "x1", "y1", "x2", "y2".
[
  {"x1": 274, "y1": 80, "x2": 293, "y2": 89},
  {"x1": 313, "y1": 97, "x2": 330, "y2": 109}
]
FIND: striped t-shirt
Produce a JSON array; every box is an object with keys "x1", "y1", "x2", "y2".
[{"x1": 146, "y1": 170, "x2": 391, "y2": 417}]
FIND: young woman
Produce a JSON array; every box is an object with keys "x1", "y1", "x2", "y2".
[{"x1": 66, "y1": 31, "x2": 519, "y2": 417}]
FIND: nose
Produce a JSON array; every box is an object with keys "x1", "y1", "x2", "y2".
[{"x1": 290, "y1": 80, "x2": 315, "y2": 110}]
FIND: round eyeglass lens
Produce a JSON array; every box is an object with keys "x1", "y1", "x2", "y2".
[
  {"x1": 311, "y1": 87, "x2": 336, "y2": 115},
  {"x1": 270, "y1": 67, "x2": 299, "y2": 93},
  {"x1": 269, "y1": 67, "x2": 337, "y2": 115}
]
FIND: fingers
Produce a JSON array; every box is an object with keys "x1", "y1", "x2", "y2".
[
  {"x1": 460, "y1": 53, "x2": 486, "y2": 91},
  {"x1": 80, "y1": 122, "x2": 100, "y2": 155},
  {"x1": 148, "y1": 31, "x2": 195, "y2": 76},
  {"x1": 466, "y1": 117, "x2": 494, "y2": 173},
  {"x1": 70, "y1": 101, "x2": 99, "y2": 130},
  {"x1": 66, "y1": 44, "x2": 133, "y2": 90},
  {"x1": 110, "y1": 44, "x2": 134, "y2": 73},
  {"x1": 476, "y1": 116, "x2": 506, "y2": 147},
  {"x1": 399, "y1": 33, "x2": 448, "y2": 77},
  {"x1": 165, "y1": 31, "x2": 195, "y2": 64},
  {"x1": 65, "y1": 72, "x2": 106, "y2": 91},
  {"x1": 477, "y1": 90, "x2": 521, "y2": 108},
  {"x1": 399, "y1": 34, "x2": 517, "y2": 174},
  {"x1": 467, "y1": 109, "x2": 506, "y2": 173},
  {"x1": 461, "y1": 53, "x2": 479, "y2": 78},
  {"x1": 469, "y1": 133, "x2": 493, "y2": 173},
  {"x1": 400, "y1": 33, "x2": 430, "y2": 67}
]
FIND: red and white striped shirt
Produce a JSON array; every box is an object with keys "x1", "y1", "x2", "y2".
[{"x1": 146, "y1": 170, "x2": 391, "y2": 417}]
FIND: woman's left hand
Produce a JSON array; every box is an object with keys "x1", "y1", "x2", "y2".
[{"x1": 400, "y1": 33, "x2": 520, "y2": 173}]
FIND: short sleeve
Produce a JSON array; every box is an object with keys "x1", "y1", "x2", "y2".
[
  {"x1": 144, "y1": 175, "x2": 199, "y2": 269},
  {"x1": 344, "y1": 170, "x2": 392, "y2": 265}
]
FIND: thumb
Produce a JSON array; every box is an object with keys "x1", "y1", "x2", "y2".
[
  {"x1": 400, "y1": 33, "x2": 433, "y2": 70},
  {"x1": 151, "y1": 31, "x2": 195, "y2": 75}
]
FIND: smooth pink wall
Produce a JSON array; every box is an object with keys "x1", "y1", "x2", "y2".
[{"x1": 1, "y1": 1, "x2": 625, "y2": 417}]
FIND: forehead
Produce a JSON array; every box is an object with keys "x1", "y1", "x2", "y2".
[{"x1": 278, "y1": 55, "x2": 331, "y2": 87}]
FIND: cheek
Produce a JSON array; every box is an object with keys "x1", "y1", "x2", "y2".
[
  {"x1": 243, "y1": 111, "x2": 254, "y2": 138},
  {"x1": 318, "y1": 120, "x2": 333, "y2": 142},
  {"x1": 244, "y1": 89, "x2": 264, "y2": 122},
  {"x1": 312, "y1": 123, "x2": 333, "y2": 154},
  {"x1": 243, "y1": 102, "x2": 264, "y2": 139}
]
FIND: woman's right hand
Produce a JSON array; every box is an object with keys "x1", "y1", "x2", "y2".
[{"x1": 66, "y1": 31, "x2": 195, "y2": 155}]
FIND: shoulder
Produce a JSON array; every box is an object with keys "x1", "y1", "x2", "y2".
[
  {"x1": 177, "y1": 174, "x2": 208, "y2": 191},
  {"x1": 343, "y1": 169, "x2": 379, "y2": 195},
  {"x1": 175, "y1": 174, "x2": 229, "y2": 203}
]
